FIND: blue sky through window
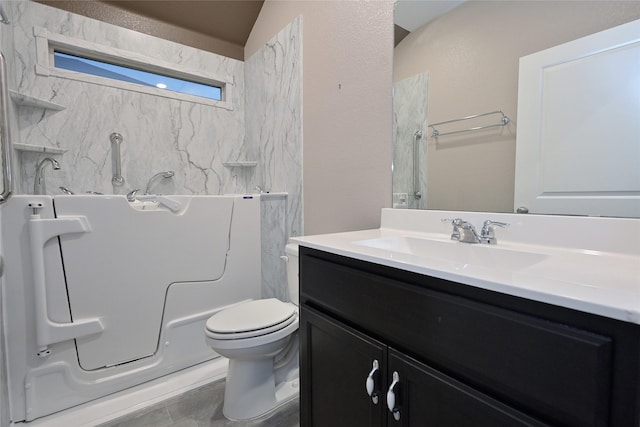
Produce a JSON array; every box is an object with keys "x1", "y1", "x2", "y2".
[{"x1": 54, "y1": 52, "x2": 222, "y2": 101}]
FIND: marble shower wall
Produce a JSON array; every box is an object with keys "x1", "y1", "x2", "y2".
[
  {"x1": 393, "y1": 72, "x2": 428, "y2": 210},
  {"x1": 10, "y1": 1, "x2": 247, "y2": 196},
  {"x1": 260, "y1": 193, "x2": 288, "y2": 301},
  {"x1": 245, "y1": 16, "x2": 302, "y2": 239},
  {"x1": 6, "y1": 2, "x2": 303, "y2": 300}
]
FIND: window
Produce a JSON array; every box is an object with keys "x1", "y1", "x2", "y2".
[
  {"x1": 34, "y1": 26, "x2": 233, "y2": 109},
  {"x1": 53, "y1": 52, "x2": 222, "y2": 101}
]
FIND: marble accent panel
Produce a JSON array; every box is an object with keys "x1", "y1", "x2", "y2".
[
  {"x1": 393, "y1": 72, "x2": 428, "y2": 210},
  {"x1": 245, "y1": 16, "x2": 302, "y2": 238},
  {"x1": 9, "y1": 1, "x2": 246, "y2": 196},
  {"x1": 260, "y1": 193, "x2": 288, "y2": 300}
]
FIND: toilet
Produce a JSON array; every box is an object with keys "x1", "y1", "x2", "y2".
[{"x1": 204, "y1": 244, "x2": 300, "y2": 420}]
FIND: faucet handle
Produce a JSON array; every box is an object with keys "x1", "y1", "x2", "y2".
[
  {"x1": 480, "y1": 220, "x2": 509, "y2": 244},
  {"x1": 126, "y1": 189, "x2": 140, "y2": 202},
  {"x1": 442, "y1": 218, "x2": 463, "y2": 240}
]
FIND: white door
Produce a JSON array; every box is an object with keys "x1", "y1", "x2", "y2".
[{"x1": 514, "y1": 19, "x2": 640, "y2": 217}]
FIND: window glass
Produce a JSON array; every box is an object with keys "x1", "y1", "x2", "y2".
[{"x1": 54, "y1": 51, "x2": 222, "y2": 101}]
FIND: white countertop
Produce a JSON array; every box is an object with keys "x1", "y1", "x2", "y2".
[{"x1": 292, "y1": 209, "x2": 640, "y2": 325}]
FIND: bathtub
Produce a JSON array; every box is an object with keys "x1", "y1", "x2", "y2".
[{"x1": 1, "y1": 194, "x2": 261, "y2": 422}]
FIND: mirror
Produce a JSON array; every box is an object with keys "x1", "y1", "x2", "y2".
[{"x1": 393, "y1": 0, "x2": 640, "y2": 215}]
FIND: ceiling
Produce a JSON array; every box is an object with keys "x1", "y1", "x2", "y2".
[
  {"x1": 37, "y1": 1, "x2": 463, "y2": 58},
  {"x1": 101, "y1": 0, "x2": 461, "y2": 46},
  {"x1": 36, "y1": 0, "x2": 264, "y2": 59},
  {"x1": 394, "y1": 0, "x2": 465, "y2": 33},
  {"x1": 101, "y1": 0, "x2": 264, "y2": 47},
  {"x1": 394, "y1": 1, "x2": 465, "y2": 46}
]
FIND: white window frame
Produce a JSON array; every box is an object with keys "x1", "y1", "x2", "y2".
[{"x1": 33, "y1": 26, "x2": 233, "y2": 110}]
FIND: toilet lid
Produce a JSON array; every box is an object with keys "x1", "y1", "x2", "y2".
[{"x1": 206, "y1": 299, "x2": 296, "y2": 338}]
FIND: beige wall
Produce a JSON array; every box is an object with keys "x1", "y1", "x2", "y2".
[
  {"x1": 394, "y1": 1, "x2": 640, "y2": 213},
  {"x1": 247, "y1": 0, "x2": 394, "y2": 235}
]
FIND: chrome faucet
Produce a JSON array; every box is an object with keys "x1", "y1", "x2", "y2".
[
  {"x1": 447, "y1": 218, "x2": 509, "y2": 244},
  {"x1": 145, "y1": 170, "x2": 174, "y2": 194},
  {"x1": 34, "y1": 157, "x2": 60, "y2": 195}
]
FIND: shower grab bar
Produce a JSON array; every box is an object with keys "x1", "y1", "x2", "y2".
[
  {"x1": 110, "y1": 132, "x2": 125, "y2": 186},
  {"x1": 413, "y1": 131, "x2": 422, "y2": 200},
  {"x1": 429, "y1": 110, "x2": 510, "y2": 138},
  {"x1": 0, "y1": 51, "x2": 13, "y2": 204}
]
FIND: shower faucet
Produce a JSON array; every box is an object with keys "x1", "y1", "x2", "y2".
[
  {"x1": 145, "y1": 170, "x2": 175, "y2": 194},
  {"x1": 33, "y1": 157, "x2": 60, "y2": 195}
]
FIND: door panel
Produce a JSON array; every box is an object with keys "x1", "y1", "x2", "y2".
[
  {"x1": 387, "y1": 349, "x2": 548, "y2": 427},
  {"x1": 514, "y1": 19, "x2": 640, "y2": 217},
  {"x1": 301, "y1": 306, "x2": 386, "y2": 427},
  {"x1": 54, "y1": 195, "x2": 234, "y2": 370}
]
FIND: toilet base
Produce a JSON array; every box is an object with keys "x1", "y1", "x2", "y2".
[
  {"x1": 222, "y1": 358, "x2": 299, "y2": 420},
  {"x1": 275, "y1": 376, "x2": 299, "y2": 406}
]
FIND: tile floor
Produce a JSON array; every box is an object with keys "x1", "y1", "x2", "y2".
[{"x1": 98, "y1": 379, "x2": 300, "y2": 427}]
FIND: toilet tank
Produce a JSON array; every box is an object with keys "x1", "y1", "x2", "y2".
[{"x1": 285, "y1": 244, "x2": 299, "y2": 304}]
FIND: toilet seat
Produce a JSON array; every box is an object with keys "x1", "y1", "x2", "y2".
[{"x1": 206, "y1": 299, "x2": 297, "y2": 340}]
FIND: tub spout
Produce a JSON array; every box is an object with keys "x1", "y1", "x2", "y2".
[
  {"x1": 145, "y1": 171, "x2": 174, "y2": 195},
  {"x1": 34, "y1": 158, "x2": 60, "y2": 195}
]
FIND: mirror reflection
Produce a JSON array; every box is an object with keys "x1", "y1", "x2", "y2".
[{"x1": 393, "y1": 0, "x2": 640, "y2": 215}]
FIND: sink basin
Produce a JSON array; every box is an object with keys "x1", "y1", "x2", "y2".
[{"x1": 354, "y1": 236, "x2": 548, "y2": 271}]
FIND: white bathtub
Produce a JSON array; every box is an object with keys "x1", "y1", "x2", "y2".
[{"x1": 1, "y1": 194, "x2": 261, "y2": 422}]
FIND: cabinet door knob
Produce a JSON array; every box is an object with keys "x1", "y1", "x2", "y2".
[
  {"x1": 365, "y1": 359, "x2": 380, "y2": 404},
  {"x1": 386, "y1": 371, "x2": 401, "y2": 421}
]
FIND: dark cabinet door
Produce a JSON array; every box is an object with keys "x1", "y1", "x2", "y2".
[
  {"x1": 300, "y1": 306, "x2": 387, "y2": 427},
  {"x1": 386, "y1": 349, "x2": 549, "y2": 427}
]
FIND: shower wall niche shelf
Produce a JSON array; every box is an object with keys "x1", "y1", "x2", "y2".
[
  {"x1": 14, "y1": 143, "x2": 66, "y2": 154},
  {"x1": 9, "y1": 90, "x2": 65, "y2": 111},
  {"x1": 222, "y1": 161, "x2": 258, "y2": 168}
]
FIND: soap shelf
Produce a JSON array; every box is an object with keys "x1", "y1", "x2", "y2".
[
  {"x1": 14, "y1": 143, "x2": 67, "y2": 154},
  {"x1": 10, "y1": 90, "x2": 65, "y2": 111},
  {"x1": 223, "y1": 161, "x2": 258, "y2": 167}
]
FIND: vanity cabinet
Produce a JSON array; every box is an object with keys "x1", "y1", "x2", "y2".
[
  {"x1": 302, "y1": 306, "x2": 546, "y2": 426},
  {"x1": 299, "y1": 247, "x2": 640, "y2": 427}
]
